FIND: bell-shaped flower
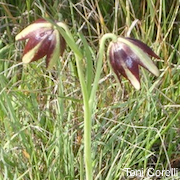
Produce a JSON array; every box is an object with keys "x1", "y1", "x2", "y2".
[
  {"x1": 15, "y1": 18, "x2": 66, "y2": 69},
  {"x1": 108, "y1": 37, "x2": 160, "y2": 90}
]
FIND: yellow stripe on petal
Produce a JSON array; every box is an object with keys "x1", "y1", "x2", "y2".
[
  {"x1": 46, "y1": 29, "x2": 60, "y2": 70},
  {"x1": 118, "y1": 37, "x2": 160, "y2": 77},
  {"x1": 22, "y1": 42, "x2": 43, "y2": 63}
]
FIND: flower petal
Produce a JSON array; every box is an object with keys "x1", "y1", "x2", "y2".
[
  {"x1": 109, "y1": 42, "x2": 141, "y2": 90},
  {"x1": 22, "y1": 30, "x2": 53, "y2": 63},
  {"x1": 118, "y1": 37, "x2": 160, "y2": 77},
  {"x1": 125, "y1": 37, "x2": 160, "y2": 59},
  {"x1": 46, "y1": 29, "x2": 60, "y2": 69},
  {"x1": 15, "y1": 19, "x2": 52, "y2": 41}
]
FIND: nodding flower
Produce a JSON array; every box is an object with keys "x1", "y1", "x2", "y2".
[
  {"x1": 15, "y1": 18, "x2": 66, "y2": 69},
  {"x1": 108, "y1": 37, "x2": 160, "y2": 90}
]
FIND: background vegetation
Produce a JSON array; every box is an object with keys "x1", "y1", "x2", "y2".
[{"x1": 0, "y1": 0, "x2": 180, "y2": 179}]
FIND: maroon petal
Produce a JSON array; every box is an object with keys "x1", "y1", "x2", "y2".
[
  {"x1": 109, "y1": 43, "x2": 121, "y2": 82},
  {"x1": 118, "y1": 37, "x2": 160, "y2": 77},
  {"x1": 119, "y1": 42, "x2": 151, "y2": 74},
  {"x1": 46, "y1": 34, "x2": 57, "y2": 68},
  {"x1": 125, "y1": 37, "x2": 160, "y2": 59},
  {"x1": 109, "y1": 42, "x2": 141, "y2": 89},
  {"x1": 22, "y1": 29, "x2": 53, "y2": 63},
  {"x1": 46, "y1": 29, "x2": 60, "y2": 69}
]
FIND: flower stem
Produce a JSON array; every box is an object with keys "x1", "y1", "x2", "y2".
[
  {"x1": 89, "y1": 33, "x2": 117, "y2": 112},
  {"x1": 55, "y1": 22, "x2": 92, "y2": 180},
  {"x1": 75, "y1": 55, "x2": 92, "y2": 180}
]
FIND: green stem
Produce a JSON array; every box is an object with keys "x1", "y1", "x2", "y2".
[
  {"x1": 89, "y1": 33, "x2": 117, "y2": 113},
  {"x1": 75, "y1": 55, "x2": 92, "y2": 180},
  {"x1": 55, "y1": 22, "x2": 92, "y2": 180}
]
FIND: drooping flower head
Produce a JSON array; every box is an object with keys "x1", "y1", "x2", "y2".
[
  {"x1": 15, "y1": 18, "x2": 66, "y2": 69},
  {"x1": 108, "y1": 37, "x2": 160, "y2": 90}
]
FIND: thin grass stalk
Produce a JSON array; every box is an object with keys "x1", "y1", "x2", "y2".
[{"x1": 148, "y1": 110, "x2": 180, "y2": 149}]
